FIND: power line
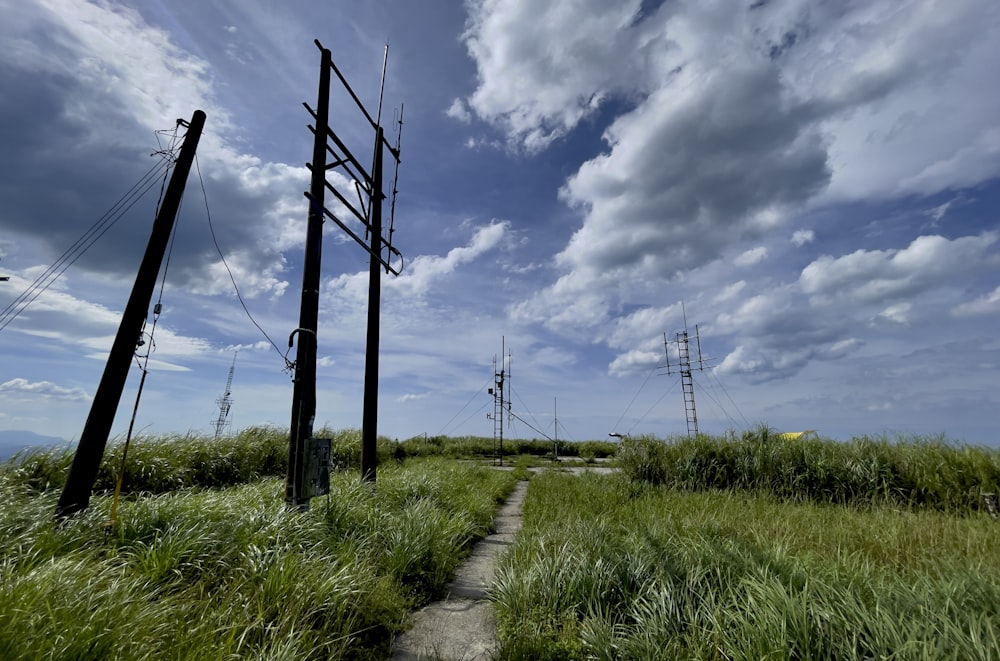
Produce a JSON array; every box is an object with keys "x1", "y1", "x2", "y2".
[
  {"x1": 510, "y1": 383, "x2": 546, "y2": 437},
  {"x1": 437, "y1": 377, "x2": 492, "y2": 436},
  {"x1": 194, "y1": 155, "x2": 292, "y2": 371},
  {"x1": 707, "y1": 369, "x2": 750, "y2": 428},
  {"x1": 611, "y1": 363, "x2": 657, "y2": 433},
  {"x1": 0, "y1": 156, "x2": 173, "y2": 331},
  {"x1": 509, "y1": 409, "x2": 553, "y2": 441},
  {"x1": 627, "y1": 378, "x2": 679, "y2": 436}
]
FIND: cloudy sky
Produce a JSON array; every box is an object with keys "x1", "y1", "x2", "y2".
[{"x1": 1, "y1": 0, "x2": 998, "y2": 447}]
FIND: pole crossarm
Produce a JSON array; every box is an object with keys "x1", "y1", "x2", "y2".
[
  {"x1": 304, "y1": 192, "x2": 403, "y2": 275},
  {"x1": 287, "y1": 39, "x2": 404, "y2": 503}
]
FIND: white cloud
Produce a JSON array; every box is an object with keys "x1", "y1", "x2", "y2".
[
  {"x1": 876, "y1": 302, "x2": 912, "y2": 325},
  {"x1": 445, "y1": 98, "x2": 472, "y2": 123},
  {"x1": 461, "y1": 0, "x2": 648, "y2": 150},
  {"x1": 733, "y1": 246, "x2": 768, "y2": 267},
  {"x1": 952, "y1": 286, "x2": 1000, "y2": 317},
  {"x1": 791, "y1": 229, "x2": 815, "y2": 247},
  {"x1": 0, "y1": 378, "x2": 90, "y2": 402},
  {"x1": 328, "y1": 221, "x2": 509, "y2": 302},
  {"x1": 467, "y1": 0, "x2": 1000, "y2": 344},
  {"x1": 800, "y1": 233, "x2": 998, "y2": 305},
  {"x1": 608, "y1": 349, "x2": 661, "y2": 377}
]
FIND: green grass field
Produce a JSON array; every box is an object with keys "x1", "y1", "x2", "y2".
[
  {"x1": 492, "y1": 470, "x2": 1000, "y2": 660},
  {"x1": 0, "y1": 458, "x2": 515, "y2": 660},
  {"x1": 3, "y1": 427, "x2": 999, "y2": 659}
]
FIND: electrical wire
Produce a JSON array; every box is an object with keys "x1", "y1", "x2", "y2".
[
  {"x1": 509, "y1": 409, "x2": 553, "y2": 441},
  {"x1": 0, "y1": 156, "x2": 173, "y2": 331},
  {"x1": 194, "y1": 155, "x2": 293, "y2": 371},
  {"x1": 510, "y1": 384, "x2": 545, "y2": 437},
  {"x1": 693, "y1": 373, "x2": 740, "y2": 430},
  {"x1": 627, "y1": 378, "x2": 679, "y2": 435},
  {"x1": 437, "y1": 377, "x2": 492, "y2": 436},
  {"x1": 707, "y1": 369, "x2": 751, "y2": 428},
  {"x1": 610, "y1": 363, "x2": 657, "y2": 433},
  {"x1": 453, "y1": 399, "x2": 490, "y2": 434}
]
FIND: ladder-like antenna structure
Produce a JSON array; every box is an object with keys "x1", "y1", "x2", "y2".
[
  {"x1": 487, "y1": 337, "x2": 512, "y2": 466},
  {"x1": 287, "y1": 40, "x2": 404, "y2": 509},
  {"x1": 663, "y1": 303, "x2": 709, "y2": 437},
  {"x1": 212, "y1": 351, "x2": 237, "y2": 439}
]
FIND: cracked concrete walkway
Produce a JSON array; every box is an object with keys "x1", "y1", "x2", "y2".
[{"x1": 390, "y1": 479, "x2": 528, "y2": 661}]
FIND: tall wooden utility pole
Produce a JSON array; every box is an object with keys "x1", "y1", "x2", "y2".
[
  {"x1": 289, "y1": 40, "x2": 402, "y2": 505},
  {"x1": 287, "y1": 46, "x2": 331, "y2": 510},
  {"x1": 360, "y1": 126, "x2": 384, "y2": 482},
  {"x1": 56, "y1": 109, "x2": 206, "y2": 520}
]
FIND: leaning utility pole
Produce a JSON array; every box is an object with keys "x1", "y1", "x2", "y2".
[
  {"x1": 56, "y1": 110, "x2": 206, "y2": 520},
  {"x1": 663, "y1": 305, "x2": 708, "y2": 438},
  {"x1": 287, "y1": 40, "x2": 402, "y2": 507}
]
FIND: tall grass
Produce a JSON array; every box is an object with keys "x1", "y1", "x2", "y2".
[
  {"x1": 0, "y1": 459, "x2": 516, "y2": 660},
  {"x1": 4, "y1": 427, "x2": 616, "y2": 496},
  {"x1": 616, "y1": 427, "x2": 1000, "y2": 512},
  {"x1": 393, "y1": 435, "x2": 618, "y2": 461},
  {"x1": 491, "y1": 471, "x2": 1000, "y2": 660},
  {"x1": 4, "y1": 426, "x2": 404, "y2": 495}
]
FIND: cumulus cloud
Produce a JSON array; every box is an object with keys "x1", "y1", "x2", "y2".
[
  {"x1": 445, "y1": 98, "x2": 472, "y2": 123},
  {"x1": 800, "y1": 233, "x2": 998, "y2": 305},
  {"x1": 791, "y1": 230, "x2": 815, "y2": 247},
  {"x1": 468, "y1": 0, "x2": 1000, "y2": 345},
  {"x1": 952, "y1": 286, "x2": 1000, "y2": 317},
  {"x1": 326, "y1": 221, "x2": 509, "y2": 302},
  {"x1": 0, "y1": 378, "x2": 90, "y2": 402},
  {"x1": 734, "y1": 247, "x2": 768, "y2": 267},
  {"x1": 0, "y1": 0, "x2": 313, "y2": 300},
  {"x1": 461, "y1": 0, "x2": 649, "y2": 150}
]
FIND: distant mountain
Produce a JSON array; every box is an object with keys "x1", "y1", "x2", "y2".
[{"x1": 0, "y1": 430, "x2": 70, "y2": 461}]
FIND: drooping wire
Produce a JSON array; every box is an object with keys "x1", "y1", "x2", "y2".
[
  {"x1": 194, "y1": 154, "x2": 293, "y2": 371},
  {"x1": 509, "y1": 409, "x2": 553, "y2": 441},
  {"x1": 510, "y1": 384, "x2": 546, "y2": 438},
  {"x1": 693, "y1": 373, "x2": 740, "y2": 431},
  {"x1": 437, "y1": 377, "x2": 492, "y2": 436},
  {"x1": 626, "y1": 378, "x2": 679, "y2": 436},
  {"x1": 0, "y1": 156, "x2": 173, "y2": 331},
  {"x1": 453, "y1": 400, "x2": 490, "y2": 435},
  {"x1": 610, "y1": 363, "x2": 658, "y2": 433},
  {"x1": 707, "y1": 369, "x2": 751, "y2": 428}
]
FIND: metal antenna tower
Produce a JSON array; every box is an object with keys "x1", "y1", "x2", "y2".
[
  {"x1": 212, "y1": 351, "x2": 237, "y2": 439},
  {"x1": 663, "y1": 303, "x2": 709, "y2": 437},
  {"x1": 487, "y1": 337, "x2": 511, "y2": 466}
]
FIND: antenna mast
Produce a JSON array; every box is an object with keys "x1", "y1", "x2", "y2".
[
  {"x1": 212, "y1": 351, "x2": 237, "y2": 439},
  {"x1": 663, "y1": 303, "x2": 709, "y2": 437},
  {"x1": 487, "y1": 337, "x2": 511, "y2": 466}
]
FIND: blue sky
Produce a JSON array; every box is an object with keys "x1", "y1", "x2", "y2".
[{"x1": 1, "y1": 0, "x2": 998, "y2": 447}]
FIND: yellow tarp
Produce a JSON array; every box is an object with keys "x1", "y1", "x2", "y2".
[{"x1": 777, "y1": 430, "x2": 819, "y2": 441}]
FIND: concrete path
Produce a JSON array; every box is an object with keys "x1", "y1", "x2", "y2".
[{"x1": 390, "y1": 480, "x2": 528, "y2": 661}]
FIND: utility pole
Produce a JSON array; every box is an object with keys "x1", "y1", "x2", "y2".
[
  {"x1": 56, "y1": 110, "x2": 205, "y2": 520},
  {"x1": 663, "y1": 304, "x2": 708, "y2": 437},
  {"x1": 360, "y1": 125, "x2": 384, "y2": 482},
  {"x1": 286, "y1": 46, "x2": 331, "y2": 510},
  {"x1": 487, "y1": 338, "x2": 511, "y2": 466},
  {"x1": 289, "y1": 40, "x2": 403, "y2": 504},
  {"x1": 553, "y1": 397, "x2": 559, "y2": 461}
]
